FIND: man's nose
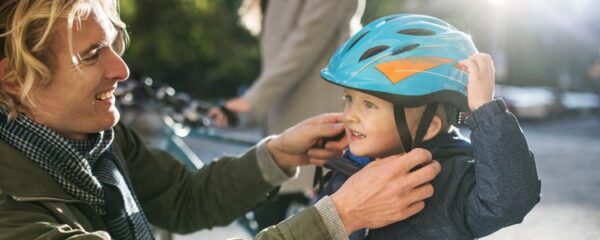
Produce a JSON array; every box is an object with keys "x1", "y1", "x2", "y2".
[{"x1": 105, "y1": 49, "x2": 129, "y2": 82}]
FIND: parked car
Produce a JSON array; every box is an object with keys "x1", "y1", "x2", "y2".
[{"x1": 495, "y1": 85, "x2": 600, "y2": 120}]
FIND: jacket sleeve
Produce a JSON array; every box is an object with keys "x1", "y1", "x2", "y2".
[
  {"x1": 464, "y1": 99, "x2": 542, "y2": 237},
  {"x1": 0, "y1": 194, "x2": 110, "y2": 239},
  {"x1": 113, "y1": 123, "x2": 276, "y2": 234},
  {"x1": 254, "y1": 205, "x2": 335, "y2": 240},
  {"x1": 244, "y1": 0, "x2": 355, "y2": 117}
]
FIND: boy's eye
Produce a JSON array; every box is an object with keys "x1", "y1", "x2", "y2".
[
  {"x1": 364, "y1": 100, "x2": 377, "y2": 109},
  {"x1": 342, "y1": 95, "x2": 352, "y2": 102}
]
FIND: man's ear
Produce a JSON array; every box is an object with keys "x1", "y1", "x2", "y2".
[
  {"x1": 0, "y1": 58, "x2": 20, "y2": 96},
  {"x1": 422, "y1": 115, "x2": 442, "y2": 142}
]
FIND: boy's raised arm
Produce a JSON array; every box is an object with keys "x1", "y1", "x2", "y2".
[{"x1": 460, "y1": 54, "x2": 541, "y2": 237}]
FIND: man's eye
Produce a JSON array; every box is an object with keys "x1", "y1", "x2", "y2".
[
  {"x1": 84, "y1": 50, "x2": 100, "y2": 61},
  {"x1": 78, "y1": 50, "x2": 100, "y2": 64}
]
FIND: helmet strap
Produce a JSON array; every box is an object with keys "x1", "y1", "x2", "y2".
[
  {"x1": 413, "y1": 103, "x2": 439, "y2": 148},
  {"x1": 394, "y1": 105, "x2": 413, "y2": 152},
  {"x1": 394, "y1": 103, "x2": 439, "y2": 152}
]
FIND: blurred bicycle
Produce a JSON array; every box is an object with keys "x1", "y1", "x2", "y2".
[{"x1": 115, "y1": 77, "x2": 263, "y2": 237}]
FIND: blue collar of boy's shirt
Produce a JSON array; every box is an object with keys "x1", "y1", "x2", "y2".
[
  {"x1": 343, "y1": 150, "x2": 373, "y2": 167},
  {"x1": 343, "y1": 127, "x2": 470, "y2": 166}
]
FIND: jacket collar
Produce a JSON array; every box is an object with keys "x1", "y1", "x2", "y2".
[
  {"x1": 422, "y1": 127, "x2": 472, "y2": 160},
  {"x1": 0, "y1": 139, "x2": 78, "y2": 202}
]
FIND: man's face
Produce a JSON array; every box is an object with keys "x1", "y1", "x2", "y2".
[
  {"x1": 25, "y1": 6, "x2": 128, "y2": 140},
  {"x1": 342, "y1": 89, "x2": 404, "y2": 158}
]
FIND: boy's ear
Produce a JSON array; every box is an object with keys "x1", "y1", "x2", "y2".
[
  {"x1": 0, "y1": 58, "x2": 20, "y2": 96},
  {"x1": 422, "y1": 115, "x2": 442, "y2": 142}
]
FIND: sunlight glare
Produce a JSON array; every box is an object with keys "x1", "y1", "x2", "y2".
[{"x1": 489, "y1": 0, "x2": 507, "y2": 7}]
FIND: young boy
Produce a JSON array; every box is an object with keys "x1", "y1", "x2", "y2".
[{"x1": 318, "y1": 14, "x2": 541, "y2": 239}]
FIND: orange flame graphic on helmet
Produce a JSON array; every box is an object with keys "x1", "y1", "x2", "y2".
[{"x1": 375, "y1": 57, "x2": 455, "y2": 84}]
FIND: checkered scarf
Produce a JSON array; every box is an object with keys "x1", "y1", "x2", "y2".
[{"x1": 0, "y1": 110, "x2": 109, "y2": 214}]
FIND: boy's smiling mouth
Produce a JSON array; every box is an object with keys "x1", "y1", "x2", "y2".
[{"x1": 349, "y1": 129, "x2": 366, "y2": 139}]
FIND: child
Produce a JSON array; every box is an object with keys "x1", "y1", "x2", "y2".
[{"x1": 318, "y1": 14, "x2": 541, "y2": 239}]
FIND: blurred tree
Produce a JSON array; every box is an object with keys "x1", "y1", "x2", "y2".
[{"x1": 120, "y1": 0, "x2": 260, "y2": 99}]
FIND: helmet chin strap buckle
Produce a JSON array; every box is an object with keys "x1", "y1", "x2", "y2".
[{"x1": 457, "y1": 111, "x2": 470, "y2": 125}]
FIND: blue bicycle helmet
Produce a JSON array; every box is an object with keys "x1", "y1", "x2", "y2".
[{"x1": 321, "y1": 14, "x2": 478, "y2": 151}]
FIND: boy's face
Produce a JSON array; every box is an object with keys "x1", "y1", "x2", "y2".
[{"x1": 342, "y1": 89, "x2": 405, "y2": 158}]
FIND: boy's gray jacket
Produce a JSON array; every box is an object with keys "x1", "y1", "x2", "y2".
[
  {"x1": 321, "y1": 99, "x2": 542, "y2": 239},
  {"x1": 0, "y1": 123, "x2": 333, "y2": 239}
]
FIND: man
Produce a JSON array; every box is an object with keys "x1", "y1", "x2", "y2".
[{"x1": 0, "y1": 0, "x2": 440, "y2": 239}]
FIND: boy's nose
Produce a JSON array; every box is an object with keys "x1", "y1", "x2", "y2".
[{"x1": 343, "y1": 107, "x2": 360, "y2": 124}]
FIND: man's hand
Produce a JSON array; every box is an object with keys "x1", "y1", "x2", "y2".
[
  {"x1": 459, "y1": 53, "x2": 496, "y2": 111},
  {"x1": 266, "y1": 113, "x2": 348, "y2": 170},
  {"x1": 330, "y1": 149, "x2": 440, "y2": 234}
]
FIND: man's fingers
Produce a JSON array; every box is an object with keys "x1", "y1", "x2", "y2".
[
  {"x1": 308, "y1": 148, "x2": 342, "y2": 160},
  {"x1": 409, "y1": 183, "x2": 435, "y2": 202},
  {"x1": 309, "y1": 158, "x2": 328, "y2": 166},
  {"x1": 399, "y1": 201, "x2": 426, "y2": 221},
  {"x1": 406, "y1": 160, "x2": 441, "y2": 188},
  {"x1": 324, "y1": 137, "x2": 348, "y2": 152},
  {"x1": 308, "y1": 122, "x2": 345, "y2": 140},
  {"x1": 399, "y1": 148, "x2": 433, "y2": 171},
  {"x1": 303, "y1": 112, "x2": 344, "y2": 125},
  {"x1": 317, "y1": 112, "x2": 344, "y2": 124}
]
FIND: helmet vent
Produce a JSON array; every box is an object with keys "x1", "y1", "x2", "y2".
[
  {"x1": 359, "y1": 46, "x2": 389, "y2": 61},
  {"x1": 384, "y1": 16, "x2": 401, "y2": 23},
  {"x1": 398, "y1": 29, "x2": 436, "y2": 36},
  {"x1": 392, "y1": 43, "x2": 420, "y2": 55},
  {"x1": 347, "y1": 31, "x2": 370, "y2": 51}
]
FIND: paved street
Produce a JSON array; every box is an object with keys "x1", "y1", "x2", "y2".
[{"x1": 175, "y1": 114, "x2": 600, "y2": 240}]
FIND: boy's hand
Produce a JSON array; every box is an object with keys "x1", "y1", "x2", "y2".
[{"x1": 459, "y1": 53, "x2": 496, "y2": 111}]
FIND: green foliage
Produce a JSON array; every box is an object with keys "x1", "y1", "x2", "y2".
[{"x1": 120, "y1": 0, "x2": 260, "y2": 99}]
